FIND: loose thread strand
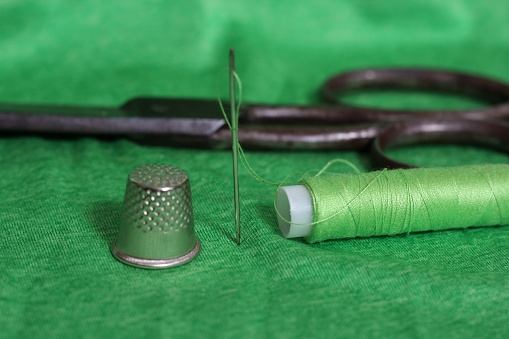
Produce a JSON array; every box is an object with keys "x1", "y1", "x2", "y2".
[
  {"x1": 273, "y1": 170, "x2": 387, "y2": 228},
  {"x1": 217, "y1": 68, "x2": 369, "y2": 233}
]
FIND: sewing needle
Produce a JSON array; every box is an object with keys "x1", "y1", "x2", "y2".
[{"x1": 229, "y1": 48, "x2": 241, "y2": 245}]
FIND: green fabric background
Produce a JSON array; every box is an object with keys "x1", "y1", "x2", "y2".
[{"x1": 1, "y1": 1, "x2": 509, "y2": 338}]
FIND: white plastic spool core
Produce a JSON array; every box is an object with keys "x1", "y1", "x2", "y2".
[{"x1": 276, "y1": 185, "x2": 313, "y2": 238}]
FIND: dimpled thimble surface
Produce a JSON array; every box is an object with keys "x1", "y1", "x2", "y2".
[{"x1": 111, "y1": 164, "x2": 200, "y2": 269}]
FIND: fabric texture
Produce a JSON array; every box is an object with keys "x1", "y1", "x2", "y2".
[{"x1": 1, "y1": 1, "x2": 509, "y2": 338}]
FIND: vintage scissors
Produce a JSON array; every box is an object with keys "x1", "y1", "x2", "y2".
[{"x1": 2, "y1": 68, "x2": 509, "y2": 168}]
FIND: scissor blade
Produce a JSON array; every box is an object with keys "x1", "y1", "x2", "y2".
[{"x1": 0, "y1": 98, "x2": 227, "y2": 137}]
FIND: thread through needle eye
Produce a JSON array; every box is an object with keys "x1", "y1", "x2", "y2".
[{"x1": 229, "y1": 48, "x2": 241, "y2": 245}]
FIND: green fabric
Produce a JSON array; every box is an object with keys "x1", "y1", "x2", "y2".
[
  {"x1": 1, "y1": 1, "x2": 509, "y2": 338},
  {"x1": 302, "y1": 164, "x2": 509, "y2": 242}
]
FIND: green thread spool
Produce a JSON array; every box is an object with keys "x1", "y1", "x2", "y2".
[{"x1": 276, "y1": 164, "x2": 509, "y2": 243}]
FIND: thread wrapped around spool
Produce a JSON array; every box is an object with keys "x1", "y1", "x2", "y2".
[{"x1": 276, "y1": 164, "x2": 509, "y2": 243}]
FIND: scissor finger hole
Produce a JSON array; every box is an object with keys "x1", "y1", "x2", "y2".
[
  {"x1": 372, "y1": 119, "x2": 509, "y2": 169},
  {"x1": 322, "y1": 68, "x2": 509, "y2": 121},
  {"x1": 338, "y1": 89, "x2": 487, "y2": 111}
]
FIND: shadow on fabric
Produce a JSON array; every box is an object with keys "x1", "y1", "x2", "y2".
[{"x1": 87, "y1": 201, "x2": 123, "y2": 245}]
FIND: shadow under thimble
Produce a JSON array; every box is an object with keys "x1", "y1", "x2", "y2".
[{"x1": 111, "y1": 164, "x2": 200, "y2": 269}]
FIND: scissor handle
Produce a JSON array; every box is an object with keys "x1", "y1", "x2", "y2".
[
  {"x1": 371, "y1": 118, "x2": 509, "y2": 169},
  {"x1": 322, "y1": 68, "x2": 509, "y2": 121},
  {"x1": 244, "y1": 68, "x2": 509, "y2": 123}
]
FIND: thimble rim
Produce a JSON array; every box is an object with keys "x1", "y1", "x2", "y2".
[
  {"x1": 111, "y1": 238, "x2": 201, "y2": 269},
  {"x1": 129, "y1": 164, "x2": 189, "y2": 191},
  {"x1": 128, "y1": 179, "x2": 189, "y2": 191}
]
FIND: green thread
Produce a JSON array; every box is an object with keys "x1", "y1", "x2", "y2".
[
  {"x1": 216, "y1": 69, "x2": 509, "y2": 246},
  {"x1": 312, "y1": 159, "x2": 362, "y2": 177},
  {"x1": 218, "y1": 70, "x2": 282, "y2": 186},
  {"x1": 272, "y1": 160, "x2": 365, "y2": 228},
  {"x1": 301, "y1": 164, "x2": 509, "y2": 243},
  {"x1": 218, "y1": 81, "x2": 366, "y2": 229},
  {"x1": 217, "y1": 70, "x2": 362, "y2": 188}
]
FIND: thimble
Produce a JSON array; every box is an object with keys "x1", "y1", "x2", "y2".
[{"x1": 111, "y1": 164, "x2": 200, "y2": 269}]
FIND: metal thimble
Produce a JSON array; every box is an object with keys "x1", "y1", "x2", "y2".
[{"x1": 111, "y1": 164, "x2": 200, "y2": 269}]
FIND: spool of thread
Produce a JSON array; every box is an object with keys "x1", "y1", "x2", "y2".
[{"x1": 276, "y1": 164, "x2": 509, "y2": 243}]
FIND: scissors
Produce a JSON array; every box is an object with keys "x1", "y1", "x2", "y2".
[{"x1": 2, "y1": 68, "x2": 509, "y2": 168}]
